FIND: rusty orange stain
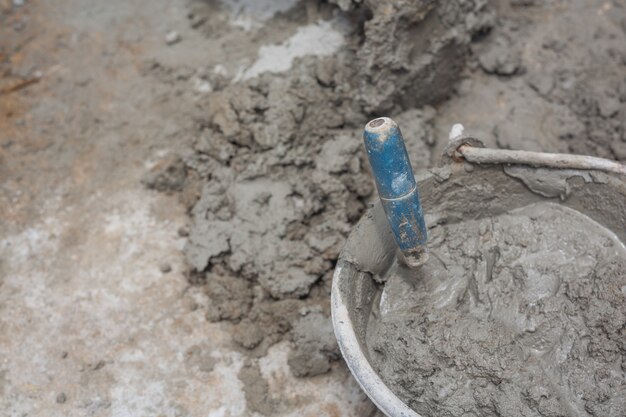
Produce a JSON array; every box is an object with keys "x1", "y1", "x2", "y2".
[{"x1": 322, "y1": 402, "x2": 341, "y2": 417}]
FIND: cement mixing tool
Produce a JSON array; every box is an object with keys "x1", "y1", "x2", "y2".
[{"x1": 331, "y1": 117, "x2": 626, "y2": 417}]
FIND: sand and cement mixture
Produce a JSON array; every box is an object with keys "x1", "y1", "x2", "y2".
[
  {"x1": 170, "y1": 0, "x2": 626, "y2": 385},
  {"x1": 368, "y1": 202, "x2": 626, "y2": 416},
  {"x1": 173, "y1": 0, "x2": 495, "y2": 378}
]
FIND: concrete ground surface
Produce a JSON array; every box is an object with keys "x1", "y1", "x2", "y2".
[{"x1": 0, "y1": 0, "x2": 377, "y2": 416}]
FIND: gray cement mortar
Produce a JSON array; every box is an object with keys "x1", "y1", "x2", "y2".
[
  {"x1": 149, "y1": 0, "x2": 626, "y2": 384},
  {"x1": 331, "y1": 0, "x2": 495, "y2": 112},
  {"x1": 367, "y1": 202, "x2": 626, "y2": 416},
  {"x1": 432, "y1": 0, "x2": 626, "y2": 160},
  {"x1": 176, "y1": 0, "x2": 493, "y2": 377}
]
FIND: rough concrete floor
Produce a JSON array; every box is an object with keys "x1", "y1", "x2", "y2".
[{"x1": 0, "y1": 0, "x2": 375, "y2": 416}]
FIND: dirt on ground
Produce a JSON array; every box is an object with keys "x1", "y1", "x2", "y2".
[{"x1": 1, "y1": 0, "x2": 625, "y2": 415}]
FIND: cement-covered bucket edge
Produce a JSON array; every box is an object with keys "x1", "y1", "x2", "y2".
[{"x1": 332, "y1": 259, "x2": 420, "y2": 417}]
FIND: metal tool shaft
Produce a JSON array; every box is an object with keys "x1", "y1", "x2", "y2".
[{"x1": 363, "y1": 117, "x2": 428, "y2": 268}]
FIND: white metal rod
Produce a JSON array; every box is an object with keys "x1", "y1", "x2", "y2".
[{"x1": 457, "y1": 145, "x2": 626, "y2": 176}]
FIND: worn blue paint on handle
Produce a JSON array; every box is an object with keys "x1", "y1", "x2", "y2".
[{"x1": 363, "y1": 117, "x2": 427, "y2": 253}]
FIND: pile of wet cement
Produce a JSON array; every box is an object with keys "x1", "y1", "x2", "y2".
[
  {"x1": 141, "y1": 0, "x2": 626, "y2": 380},
  {"x1": 367, "y1": 202, "x2": 626, "y2": 417},
  {"x1": 171, "y1": 0, "x2": 492, "y2": 377}
]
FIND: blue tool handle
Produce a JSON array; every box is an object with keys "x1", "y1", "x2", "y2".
[{"x1": 363, "y1": 117, "x2": 428, "y2": 258}]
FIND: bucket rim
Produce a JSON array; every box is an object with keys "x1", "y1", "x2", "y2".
[{"x1": 331, "y1": 260, "x2": 421, "y2": 417}]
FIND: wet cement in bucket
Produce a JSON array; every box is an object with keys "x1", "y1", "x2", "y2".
[{"x1": 366, "y1": 202, "x2": 626, "y2": 417}]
